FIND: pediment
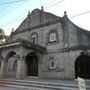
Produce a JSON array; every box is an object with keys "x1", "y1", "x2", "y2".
[
  {"x1": 14, "y1": 8, "x2": 62, "y2": 33},
  {"x1": 31, "y1": 9, "x2": 40, "y2": 15}
]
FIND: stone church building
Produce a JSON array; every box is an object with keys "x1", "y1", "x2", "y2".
[{"x1": 0, "y1": 8, "x2": 90, "y2": 80}]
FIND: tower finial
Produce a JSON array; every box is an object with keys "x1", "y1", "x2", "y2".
[
  {"x1": 41, "y1": 6, "x2": 44, "y2": 11},
  {"x1": 12, "y1": 28, "x2": 14, "y2": 32},
  {"x1": 64, "y1": 11, "x2": 68, "y2": 17},
  {"x1": 28, "y1": 11, "x2": 30, "y2": 15},
  {"x1": 64, "y1": 11, "x2": 67, "y2": 15}
]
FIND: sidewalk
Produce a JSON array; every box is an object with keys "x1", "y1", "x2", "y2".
[{"x1": 0, "y1": 77, "x2": 90, "y2": 90}]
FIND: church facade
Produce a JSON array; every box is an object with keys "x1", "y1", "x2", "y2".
[{"x1": 0, "y1": 8, "x2": 90, "y2": 80}]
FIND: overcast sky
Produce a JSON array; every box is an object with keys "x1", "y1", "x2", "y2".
[{"x1": 0, "y1": 0, "x2": 90, "y2": 35}]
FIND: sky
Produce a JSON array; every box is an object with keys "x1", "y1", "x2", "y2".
[{"x1": 0, "y1": 0, "x2": 90, "y2": 35}]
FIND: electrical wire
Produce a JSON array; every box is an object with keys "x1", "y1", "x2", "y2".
[
  {"x1": 1, "y1": 0, "x2": 65, "y2": 27},
  {"x1": 2, "y1": 11, "x2": 27, "y2": 26},
  {"x1": 0, "y1": 0, "x2": 90, "y2": 35},
  {"x1": 3, "y1": 16, "x2": 26, "y2": 26},
  {"x1": 41, "y1": 0, "x2": 59, "y2": 7},
  {"x1": 0, "y1": 0, "x2": 27, "y2": 5},
  {"x1": 45, "y1": 0, "x2": 65, "y2": 9},
  {"x1": 0, "y1": 2, "x2": 25, "y2": 18},
  {"x1": 70, "y1": 10, "x2": 90, "y2": 18}
]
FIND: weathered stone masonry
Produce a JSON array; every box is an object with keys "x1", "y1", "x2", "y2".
[{"x1": 0, "y1": 8, "x2": 90, "y2": 79}]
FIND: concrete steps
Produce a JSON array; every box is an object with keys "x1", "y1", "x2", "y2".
[{"x1": 0, "y1": 79, "x2": 90, "y2": 90}]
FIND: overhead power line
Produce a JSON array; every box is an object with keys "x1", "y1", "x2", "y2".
[
  {"x1": 3, "y1": 16, "x2": 26, "y2": 26},
  {"x1": 1, "y1": 0, "x2": 90, "y2": 34},
  {"x1": 0, "y1": 0, "x2": 27, "y2": 5},
  {"x1": 3, "y1": 9, "x2": 90, "y2": 27},
  {"x1": 45, "y1": 0, "x2": 65, "y2": 9},
  {"x1": 0, "y1": 2, "x2": 25, "y2": 18},
  {"x1": 70, "y1": 10, "x2": 90, "y2": 18},
  {"x1": 2, "y1": 0, "x2": 66, "y2": 27}
]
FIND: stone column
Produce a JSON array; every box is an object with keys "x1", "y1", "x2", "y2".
[
  {"x1": 64, "y1": 52, "x2": 70, "y2": 79},
  {"x1": 16, "y1": 56, "x2": 26, "y2": 80},
  {"x1": 16, "y1": 60, "x2": 21, "y2": 79},
  {"x1": 38, "y1": 54, "x2": 43, "y2": 78},
  {"x1": 0, "y1": 61, "x2": 7, "y2": 78}
]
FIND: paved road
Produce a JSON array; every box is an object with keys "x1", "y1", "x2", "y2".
[
  {"x1": 0, "y1": 87, "x2": 29, "y2": 90},
  {"x1": 0, "y1": 86, "x2": 52, "y2": 90},
  {"x1": 0, "y1": 78, "x2": 90, "y2": 90}
]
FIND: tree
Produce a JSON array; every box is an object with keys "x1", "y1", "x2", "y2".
[{"x1": 0, "y1": 28, "x2": 6, "y2": 44}]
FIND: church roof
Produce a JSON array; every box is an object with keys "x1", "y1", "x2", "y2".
[
  {"x1": 6, "y1": 8, "x2": 90, "y2": 51},
  {"x1": 10, "y1": 8, "x2": 90, "y2": 36},
  {"x1": 0, "y1": 38, "x2": 46, "y2": 53},
  {"x1": 12, "y1": 8, "x2": 63, "y2": 35}
]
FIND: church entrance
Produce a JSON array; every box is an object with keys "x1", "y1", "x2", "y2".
[
  {"x1": 5, "y1": 51, "x2": 18, "y2": 78},
  {"x1": 25, "y1": 52, "x2": 38, "y2": 76},
  {"x1": 75, "y1": 55, "x2": 90, "y2": 79}
]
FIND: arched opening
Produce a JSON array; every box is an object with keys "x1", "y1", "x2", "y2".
[
  {"x1": 48, "y1": 30, "x2": 58, "y2": 43},
  {"x1": 25, "y1": 52, "x2": 38, "y2": 76},
  {"x1": 0, "y1": 61, "x2": 1, "y2": 69},
  {"x1": 5, "y1": 51, "x2": 18, "y2": 78},
  {"x1": 75, "y1": 55, "x2": 90, "y2": 79},
  {"x1": 30, "y1": 32, "x2": 38, "y2": 44}
]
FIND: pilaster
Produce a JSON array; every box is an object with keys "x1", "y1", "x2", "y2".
[
  {"x1": 16, "y1": 55, "x2": 26, "y2": 79},
  {"x1": 0, "y1": 61, "x2": 7, "y2": 78}
]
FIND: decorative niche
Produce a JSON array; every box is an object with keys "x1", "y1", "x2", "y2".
[
  {"x1": 48, "y1": 57, "x2": 56, "y2": 70},
  {"x1": 48, "y1": 30, "x2": 58, "y2": 44}
]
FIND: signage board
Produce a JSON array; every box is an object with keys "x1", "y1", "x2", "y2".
[{"x1": 78, "y1": 77, "x2": 86, "y2": 90}]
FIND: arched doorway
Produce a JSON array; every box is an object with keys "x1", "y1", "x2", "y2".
[
  {"x1": 0, "y1": 61, "x2": 1, "y2": 70},
  {"x1": 5, "y1": 51, "x2": 17, "y2": 78},
  {"x1": 25, "y1": 52, "x2": 38, "y2": 76},
  {"x1": 75, "y1": 55, "x2": 90, "y2": 79}
]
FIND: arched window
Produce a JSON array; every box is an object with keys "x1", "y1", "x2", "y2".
[
  {"x1": 30, "y1": 33, "x2": 38, "y2": 44},
  {"x1": 49, "y1": 57, "x2": 56, "y2": 69},
  {"x1": 48, "y1": 30, "x2": 58, "y2": 43},
  {"x1": 13, "y1": 60, "x2": 17, "y2": 70},
  {"x1": 0, "y1": 61, "x2": 1, "y2": 68}
]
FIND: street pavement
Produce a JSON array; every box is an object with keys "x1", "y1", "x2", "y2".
[
  {"x1": 0, "y1": 78, "x2": 90, "y2": 90},
  {"x1": 0, "y1": 86, "x2": 53, "y2": 90},
  {"x1": 0, "y1": 79, "x2": 78, "y2": 90},
  {"x1": 0, "y1": 87, "x2": 28, "y2": 90}
]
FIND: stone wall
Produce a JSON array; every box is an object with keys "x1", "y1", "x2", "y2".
[{"x1": 1, "y1": 8, "x2": 90, "y2": 79}]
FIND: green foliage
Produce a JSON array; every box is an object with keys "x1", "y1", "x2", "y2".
[{"x1": 0, "y1": 40, "x2": 6, "y2": 45}]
